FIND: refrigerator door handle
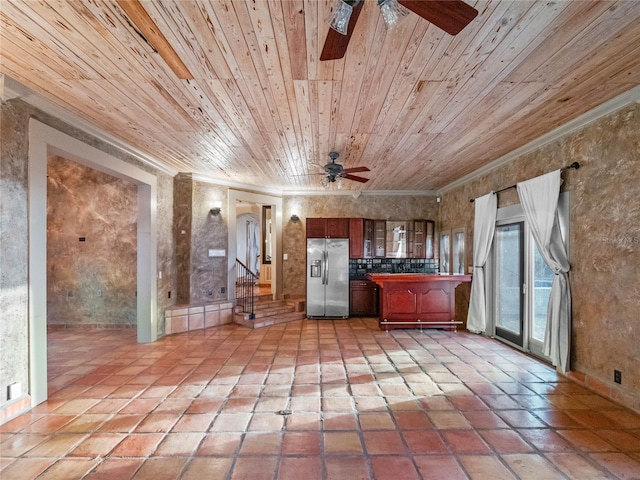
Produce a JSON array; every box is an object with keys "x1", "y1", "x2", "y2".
[
  {"x1": 322, "y1": 250, "x2": 328, "y2": 285},
  {"x1": 324, "y1": 249, "x2": 330, "y2": 285}
]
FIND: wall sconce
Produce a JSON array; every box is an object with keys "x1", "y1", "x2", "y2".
[
  {"x1": 290, "y1": 214, "x2": 300, "y2": 222},
  {"x1": 210, "y1": 207, "x2": 221, "y2": 216}
]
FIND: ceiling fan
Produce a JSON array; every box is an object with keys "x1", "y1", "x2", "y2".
[
  {"x1": 311, "y1": 152, "x2": 370, "y2": 186},
  {"x1": 320, "y1": 0, "x2": 478, "y2": 61}
]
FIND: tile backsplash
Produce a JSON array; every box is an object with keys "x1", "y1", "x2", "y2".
[{"x1": 349, "y1": 258, "x2": 439, "y2": 279}]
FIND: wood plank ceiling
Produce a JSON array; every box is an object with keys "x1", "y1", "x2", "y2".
[{"x1": 2, "y1": 0, "x2": 639, "y2": 192}]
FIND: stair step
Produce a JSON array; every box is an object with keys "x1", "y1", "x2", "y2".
[{"x1": 234, "y1": 310, "x2": 306, "y2": 329}]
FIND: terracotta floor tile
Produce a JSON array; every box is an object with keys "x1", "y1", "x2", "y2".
[
  {"x1": 153, "y1": 432, "x2": 204, "y2": 456},
  {"x1": 97, "y1": 414, "x2": 145, "y2": 433},
  {"x1": 545, "y1": 453, "x2": 613, "y2": 479},
  {"x1": 363, "y1": 431, "x2": 406, "y2": 455},
  {"x1": 589, "y1": 452, "x2": 640, "y2": 478},
  {"x1": 321, "y1": 397, "x2": 354, "y2": 412},
  {"x1": 131, "y1": 457, "x2": 187, "y2": 480},
  {"x1": 171, "y1": 413, "x2": 215, "y2": 432},
  {"x1": 68, "y1": 433, "x2": 125, "y2": 457},
  {"x1": 134, "y1": 414, "x2": 180, "y2": 433},
  {"x1": 479, "y1": 429, "x2": 534, "y2": 453},
  {"x1": 289, "y1": 395, "x2": 321, "y2": 412},
  {"x1": 371, "y1": 456, "x2": 420, "y2": 480},
  {"x1": 230, "y1": 456, "x2": 278, "y2": 480},
  {"x1": 426, "y1": 411, "x2": 472, "y2": 430},
  {"x1": 353, "y1": 396, "x2": 388, "y2": 412},
  {"x1": 593, "y1": 429, "x2": 640, "y2": 452},
  {"x1": 442, "y1": 429, "x2": 492, "y2": 454},
  {"x1": 324, "y1": 456, "x2": 370, "y2": 480},
  {"x1": 278, "y1": 456, "x2": 323, "y2": 480},
  {"x1": 239, "y1": 432, "x2": 282, "y2": 455},
  {"x1": 323, "y1": 432, "x2": 363, "y2": 455},
  {"x1": 518, "y1": 428, "x2": 575, "y2": 452},
  {"x1": 323, "y1": 412, "x2": 358, "y2": 430},
  {"x1": 556, "y1": 429, "x2": 618, "y2": 452},
  {"x1": 402, "y1": 430, "x2": 448, "y2": 454},
  {"x1": 23, "y1": 433, "x2": 86, "y2": 457},
  {"x1": 209, "y1": 413, "x2": 252, "y2": 432},
  {"x1": 358, "y1": 412, "x2": 396, "y2": 430},
  {"x1": 0, "y1": 433, "x2": 49, "y2": 456},
  {"x1": 110, "y1": 433, "x2": 164, "y2": 457},
  {"x1": 458, "y1": 454, "x2": 517, "y2": 479},
  {"x1": 21, "y1": 415, "x2": 75, "y2": 434},
  {"x1": 83, "y1": 458, "x2": 144, "y2": 480},
  {"x1": 0, "y1": 457, "x2": 56, "y2": 479},
  {"x1": 413, "y1": 454, "x2": 468, "y2": 480},
  {"x1": 195, "y1": 432, "x2": 243, "y2": 456},
  {"x1": 58, "y1": 413, "x2": 110, "y2": 433},
  {"x1": 119, "y1": 399, "x2": 163, "y2": 415},
  {"x1": 393, "y1": 411, "x2": 433, "y2": 430},
  {"x1": 185, "y1": 397, "x2": 224, "y2": 414},
  {"x1": 34, "y1": 458, "x2": 99, "y2": 480},
  {"x1": 281, "y1": 431, "x2": 321, "y2": 455},
  {"x1": 180, "y1": 458, "x2": 233, "y2": 480},
  {"x1": 285, "y1": 412, "x2": 321, "y2": 431},
  {"x1": 496, "y1": 409, "x2": 547, "y2": 428},
  {"x1": 501, "y1": 453, "x2": 566, "y2": 479},
  {"x1": 86, "y1": 398, "x2": 130, "y2": 414}
]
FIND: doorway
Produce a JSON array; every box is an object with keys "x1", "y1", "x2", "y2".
[{"x1": 488, "y1": 197, "x2": 567, "y2": 362}]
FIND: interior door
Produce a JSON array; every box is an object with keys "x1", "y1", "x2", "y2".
[{"x1": 494, "y1": 222, "x2": 524, "y2": 347}]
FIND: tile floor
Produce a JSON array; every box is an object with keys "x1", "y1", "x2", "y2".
[{"x1": 1, "y1": 318, "x2": 640, "y2": 479}]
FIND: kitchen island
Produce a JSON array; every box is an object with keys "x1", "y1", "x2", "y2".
[{"x1": 368, "y1": 273, "x2": 472, "y2": 331}]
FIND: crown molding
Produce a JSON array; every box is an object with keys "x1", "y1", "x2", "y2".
[{"x1": 439, "y1": 85, "x2": 640, "y2": 194}]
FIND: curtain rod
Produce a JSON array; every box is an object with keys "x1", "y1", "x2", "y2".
[{"x1": 469, "y1": 162, "x2": 580, "y2": 203}]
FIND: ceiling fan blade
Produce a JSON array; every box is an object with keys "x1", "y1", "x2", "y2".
[
  {"x1": 398, "y1": 0, "x2": 478, "y2": 35},
  {"x1": 343, "y1": 166, "x2": 370, "y2": 174},
  {"x1": 343, "y1": 174, "x2": 370, "y2": 183},
  {"x1": 320, "y1": 1, "x2": 364, "y2": 61}
]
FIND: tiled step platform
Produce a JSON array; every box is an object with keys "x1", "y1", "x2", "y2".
[{"x1": 234, "y1": 294, "x2": 306, "y2": 328}]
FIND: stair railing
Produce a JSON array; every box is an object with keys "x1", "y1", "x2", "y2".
[{"x1": 235, "y1": 258, "x2": 257, "y2": 319}]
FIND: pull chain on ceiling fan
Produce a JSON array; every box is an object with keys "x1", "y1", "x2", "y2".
[{"x1": 321, "y1": 0, "x2": 479, "y2": 61}]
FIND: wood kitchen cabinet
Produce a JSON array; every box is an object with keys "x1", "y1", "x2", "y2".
[
  {"x1": 349, "y1": 280, "x2": 379, "y2": 316},
  {"x1": 306, "y1": 218, "x2": 349, "y2": 238},
  {"x1": 349, "y1": 218, "x2": 374, "y2": 258},
  {"x1": 409, "y1": 220, "x2": 435, "y2": 259},
  {"x1": 373, "y1": 220, "x2": 386, "y2": 257},
  {"x1": 368, "y1": 273, "x2": 472, "y2": 330}
]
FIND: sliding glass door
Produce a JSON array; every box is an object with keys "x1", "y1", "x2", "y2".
[{"x1": 494, "y1": 222, "x2": 524, "y2": 347}]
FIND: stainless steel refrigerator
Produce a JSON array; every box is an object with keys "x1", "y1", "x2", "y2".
[{"x1": 306, "y1": 238, "x2": 349, "y2": 318}]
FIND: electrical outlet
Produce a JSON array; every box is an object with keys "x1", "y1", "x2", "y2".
[
  {"x1": 168, "y1": 291, "x2": 171, "y2": 299},
  {"x1": 207, "y1": 290, "x2": 213, "y2": 296},
  {"x1": 614, "y1": 369, "x2": 622, "y2": 384},
  {"x1": 97, "y1": 290, "x2": 102, "y2": 297},
  {"x1": 220, "y1": 287, "x2": 225, "y2": 294}
]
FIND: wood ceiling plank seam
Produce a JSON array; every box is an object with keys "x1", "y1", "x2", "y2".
[
  {"x1": 234, "y1": 75, "x2": 295, "y2": 173},
  {"x1": 523, "y1": 1, "x2": 640, "y2": 84},
  {"x1": 86, "y1": 1, "x2": 224, "y2": 132},
  {"x1": 245, "y1": 0, "x2": 301, "y2": 176},
  {"x1": 430, "y1": 1, "x2": 573, "y2": 137},
  {"x1": 333, "y1": 0, "x2": 380, "y2": 138},
  {"x1": 231, "y1": 0, "x2": 299, "y2": 172},
  {"x1": 281, "y1": 0, "x2": 308, "y2": 81},
  {"x1": 8, "y1": 2, "x2": 198, "y2": 135},
  {"x1": 348, "y1": 14, "x2": 392, "y2": 135},
  {"x1": 502, "y1": 1, "x2": 623, "y2": 84},
  {"x1": 433, "y1": 8, "x2": 640, "y2": 165},
  {"x1": 2, "y1": 1, "x2": 104, "y2": 81},
  {"x1": 0, "y1": 31, "x2": 193, "y2": 163},
  {"x1": 316, "y1": 0, "x2": 337, "y2": 81},
  {"x1": 195, "y1": 0, "x2": 250, "y2": 79},
  {"x1": 148, "y1": 0, "x2": 223, "y2": 82},
  {"x1": 401, "y1": 0, "x2": 534, "y2": 141},
  {"x1": 302, "y1": 0, "x2": 319, "y2": 81},
  {"x1": 268, "y1": 0, "x2": 312, "y2": 174},
  {"x1": 206, "y1": 78, "x2": 274, "y2": 173},
  {"x1": 359, "y1": 15, "x2": 422, "y2": 134},
  {"x1": 293, "y1": 80, "x2": 316, "y2": 174},
  {"x1": 316, "y1": 80, "x2": 334, "y2": 166},
  {"x1": 177, "y1": 1, "x2": 234, "y2": 80}
]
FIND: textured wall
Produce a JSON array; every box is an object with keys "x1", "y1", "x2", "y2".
[
  {"x1": 174, "y1": 173, "x2": 193, "y2": 304},
  {"x1": 0, "y1": 98, "x2": 176, "y2": 407},
  {"x1": 440, "y1": 104, "x2": 640, "y2": 408},
  {"x1": 282, "y1": 194, "x2": 439, "y2": 296},
  {"x1": 47, "y1": 156, "x2": 137, "y2": 327},
  {"x1": 190, "y1": 181, "x2": 229, "y2": 303},
  {"x1": 0, "y1": 100, "x2": 30, "y2": 405}
]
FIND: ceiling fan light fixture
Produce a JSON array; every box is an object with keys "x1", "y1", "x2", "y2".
[
  {"x1": 328, "y1": 0, "x2": 354, "y2": 35},
  {"x1": 378, "y1": 0, "x2": 410, "y2": 29}
]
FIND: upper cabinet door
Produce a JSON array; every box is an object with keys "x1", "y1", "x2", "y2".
[
  {"x1": 306, "y1": 218, "x2": 349, "y2": 238},
  {"x1": 306, "y1": 218, "x2": 327, "y2": 238},
  {"x1": 326, "y1": 218, "x2": 349, "y2": 238},
  {"x1": 349, "y1": 218, "x2": 364, "y2": 258}
]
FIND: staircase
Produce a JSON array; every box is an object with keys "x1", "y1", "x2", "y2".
[{"x1": 234, "y1": 294, "x2": 306, "y2": 328}]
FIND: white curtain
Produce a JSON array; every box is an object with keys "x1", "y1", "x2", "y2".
[
  {"x1": 466, "y1": 193, "x2": 497, "y2": 333},
  {"x1": 517, "y1": 170, "x2": 571, "y2": 373}
]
